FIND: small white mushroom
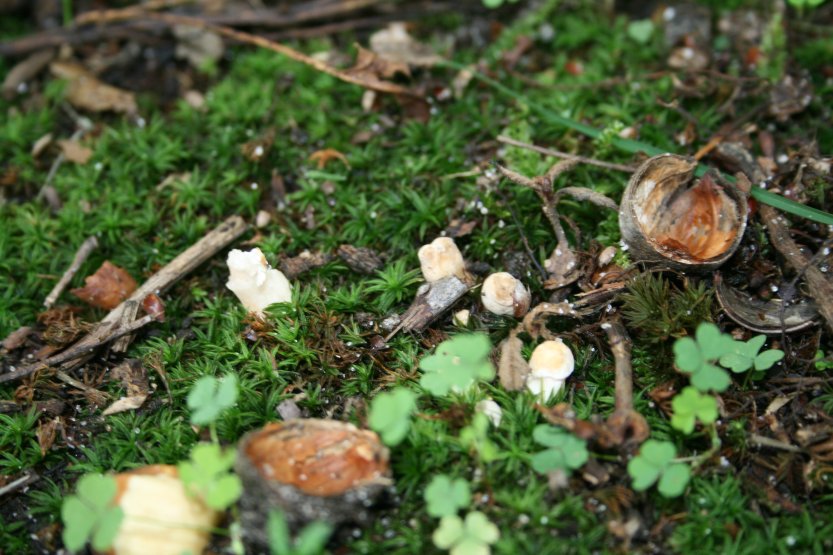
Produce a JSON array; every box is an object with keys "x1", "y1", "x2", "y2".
[
  {"x1": 418, "y1": 237, "x2": 466, "y2": 283},
  {"x1": 226, "y1": 248, "x2": 292, "y2": 314},
  {"x1": 111, "y1": 465, "x2": 219, "y2": 555},
  {"x1": 475, "y1": 398, "x2": 503, "y2": 427},
  {"x1": 525, "y1": 339, "x2": 575, "y2": 399},
  {"x1": 453, "y1": 309, "x2": 471, "y2": 327},
  {"x1": 481, "y1": 272, "x2": 531, "y2": 317}
]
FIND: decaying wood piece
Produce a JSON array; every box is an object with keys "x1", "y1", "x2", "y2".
[
  {"x1": 619, "y1": 154, "x2": 747, "y2": 270},
  {"x1": 0, "y1": 216, "x2": 248, "y2": 384},
  {"x1": 601, "y1": 315, "x2": 649, "y2": 447},
  {"x1": 236, "y1": 419, "x2": 391, "y2": 547},
  {"x1": 389, "y1": 276, "x2": 470, "y2": 338},
  {"x1": 43, "y1": 236, "x2": 99, "y2": 309},
  {"x1": 337, "y1": 244, "x2": 383, "y2": 274}
]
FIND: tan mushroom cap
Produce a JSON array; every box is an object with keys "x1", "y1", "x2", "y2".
[
  {"x1": 418, "y1": 237, "x2": 466, "y2": 283},
  {"x1": 528, "y1": 339, "x2": 574, "y2": 380},
  {"x1": 481, "y1": 272, "x2": 530, "y2": 317}
]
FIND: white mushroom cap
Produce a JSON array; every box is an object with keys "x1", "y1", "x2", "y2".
[
  {"x1": 453, "y1": 309, "x2": 471, "y2": 327},
  {"x1": 481, "y1": 272, "x2": 531, "y2": 317},
  {"x1": 418, "y1": 237, "x2": 466, "y2": 283},
  {"x1": 226, "y1": 247, "x2": 292, "y2": 314},
  {"x1": 112, "y1": 465, "x2": 218, "y2": 555},
  {"x1": 475, "y1": 398, "x2": 503, "y2": 427},
  {"x1": 525, "y1": 339, "x2": 574, "y2": 399}
]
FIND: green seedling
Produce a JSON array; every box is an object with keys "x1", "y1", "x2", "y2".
[
  {"x1": 670, "y1": 387, "x2": 718, "y2": 435},
  {"x1": 425, "y1": 475, "x2": 471, "y2": 517},
  {"x1": 178, "y1": 442, "x2": 242, "y2": 510},
  {"x1": 626, "y1": 19, "x2": 654, "y2": 44},
  {"x1": 419, "y1": 334, "x2": 495, "y2": 397},
  {"x1": 673, "y1": 323, "x2": 735, "y2": 392},
  {"x1": 433, "y1": 511, "x2": 500, "y2": 555},
  {"x1": 187, "y1": 374, "x2": 239, "y2": 426},
  {"x1": 482, "y1": 0, "x2": 519, "y2": 8},
  {"x1": 627, "y1": 440, "x2": 691, "y2": 498},
  {"x1": 529, "y1": 425, "x2": 589, "y2": 474},
  {"x1": 61, "y1": 474, "x2": 124, "y2": 553},
  {"x1": 368, "y1": 387, "x2": 417, "y2": 446},
  {"x1": 718, "y1": 335, "x2": 784, "y2": 374},
  {"x1": 814, "y1": 350, "x2": 833, "y2": 371},
  {"x1": 459, "y1": 412, "x2": 500, "y2": 462},
  {"x1": 268, "y1": 510, "x2": 333, "y2": 555}
]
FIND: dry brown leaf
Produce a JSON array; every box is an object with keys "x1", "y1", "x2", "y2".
[
  {"x1": 369, "y1": 22, "x2": 441, "y2": 69},
  {"x1": 111, "y1": 359, "x2": 149, "y2": 397},
  {"x1": 58, "y1": 139, "x2": 93, "y2": 164},
  {"x1": 50, "y1": 61, "x2": 137, "y2": 114},
  {"x1": 498, "y1": 332, "x2": 529, "y2": 391},
  {"x1": 31, "y1": 133, "x2": 53, "y2": 158},
  {"x1": 102, "y1": 395, "x2": 149, "y2": 416},
  {"x1": 2, "y1": 325, "x2": 32, "y2": 351},
  {"x1": 142, "y1": 293, "x2": 166, "y2": 322},
  {"x1": 36, "y1": 417, "x2": 62, "y2": 456},
  {"x1": 308, "y1": 148, "x2": 350, "y2": 169},
  {"x1": 345, "y1": 45, "x2": 411, "y2": 81},
  {"x1": 71, "y1": 261, "x2": 138, "y2": 310}
]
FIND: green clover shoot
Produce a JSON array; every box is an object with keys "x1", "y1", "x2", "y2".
[
  {"x1": 61, "y1": 473, "x2": 124, "y2": 553},
  {"x1": 368, "y1": 387, "x2": 417, "y2": 446},
  {"x1": 419, "y1": 334, "x2": 495, "y2": 397},
  {"x1": 459, "y1": 412, "x2": 500, "y2": 462},
  {"x1": 718, "y1": 335, "x2": 784, "y2": 373},
  {"x1": 673, "y1": 323, "x2": 735, "y2": 392},
  {"x1": 529, "y1": 425, "x2": 589, "y2": 474},
  {"x1": 187, "y1": 373, "x2": 239, "y2": 426},
  {"x1": 627, "y1": 439, "x2": 691, "y2": 498},
  {"x1": 433, "y1": 511, "x2": 500, "y2": 555},
  {"x1": 178, "y1": 442, "x2": 242, "y2": 510},
  {"x1": 670, "y1": 387, "x2": 718, "y2": 435},
  {"x1": 268, "y1": 510, "x2": 333, "y2": 555},
  {"x1": 425, "y1": 475, "x2": 471, "y2": 518}
]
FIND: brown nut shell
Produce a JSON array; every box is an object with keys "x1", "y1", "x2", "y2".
[
  {"x1": 236, "y1": 419, "x2": 391, "y2": 547},
  {"x1": 619, "y1": 154, "x2": 747, "y2": 270}
]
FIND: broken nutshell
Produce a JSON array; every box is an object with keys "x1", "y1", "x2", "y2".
[
  {"x1": 619, "y1": 154, "x2": 747, "y2": 270},
  {"x1": 235, "y1": 419, "x2": 391, "y2": 547}
]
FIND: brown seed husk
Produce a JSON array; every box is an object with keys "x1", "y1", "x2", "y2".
[{"x1": 619, "y1": 154, "x2": 747, "y2": 270}]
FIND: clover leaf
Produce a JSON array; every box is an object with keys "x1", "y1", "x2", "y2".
[
  {"x1": 627, "y1": 439, "x2": 691, "y2": 498},
  {"x1": 178, "y1": 442, "x2": 242, "y2": 510},
  {"x1": 459, "y1": 412, "x2": 500, "y2": 462},
  {"x1": 670, "y1": 387, "x2": 718, "y2": 434},
  {"x1": 673, "y1": 323, "x2": 734, "y2": 392},
  {"x1": 187, "y1": 374, "x2": 239, "y2": 426},
  {"x1": 719, "y1": 335, "x2": 784, "y2": 373},
  {"x1": 268, "y1": 510, "x2": 333, "y2": 555},
  {"x1": 419, "y1": 334, "x2": 494, "y2": 397},
  {"x1": 530, "y1": 425, "x2": 589, "y2": 474},
  {"x1": 61, "y1": 474, "x2": 124, "y2": 553},
  {"x1": 368, "y1": 387, "x2": 417, "y2": 446},
  {"x1": 425, "y1": 475, "x2": 471, "y2": 517},
  {"x1": 433, "y1": 511, "x2": 500, "y2": 555},
  {"x1": 627, "y1": 19, "x2": 654, "y2": 44}
]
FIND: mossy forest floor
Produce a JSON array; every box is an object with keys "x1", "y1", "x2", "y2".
[{"x1": 2, "y1": 1, "x2": 833, "y2": 553}]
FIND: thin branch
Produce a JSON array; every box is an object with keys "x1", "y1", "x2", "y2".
[
  {"x1": 497, "y1": 135, "x2": 636, "y2": 173},
  {"x1": 44, "y1": 236, "x2": 98, "y2": 308}
]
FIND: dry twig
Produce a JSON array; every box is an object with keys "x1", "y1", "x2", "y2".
[{"x1": 43, "y1": 236, "x2": 98, "y2": 309}]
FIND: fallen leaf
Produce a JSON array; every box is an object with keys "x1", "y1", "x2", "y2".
[
  {"x1": 111, "y1": 359, "x2": 149, "y2": 398},
  {"x1": 50, "y1": 61, "x2": 137, "y2": 114},
  {"x1": 102, "y1": 395, "x2": 148, "y2": 416},
  {"x1": 142, "y1": 293, "x2": 166, "y2": 322},
  {"x1": 498, "y1": 332, "x2": 529, "y2": 391},
  {"x1": 2, "y1": 325, "x2": 32, "y2": 350},
  {"x1": 543, "y1": 244, "x2": 581, "y2": 289},
  {"x1": 58, "y1": 139, "x2": 93, "y2": 164},
  {"x1": 345, "y1": 44, "x2": 411, "y2": 81},
  {"x1": 31, "y1": 133, "x2": 53, "y2": 158},
  {"x1": 369, "y1": 22, "x2": 441, "y2": 69},
  {"x1": 36, "y1": 417, "x2": 62, "y2": 456},
  {"x1": 71, "y1": 261, "x2": 137, "y2": 310},
  {"x1": 308, "y1": 148, "x2": 350, "y2": 169}
]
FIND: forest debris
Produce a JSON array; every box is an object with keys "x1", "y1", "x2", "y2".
[
  {"x1": 103, "y1": 359, "x2": 150, "y2": 416},
  {"x1": 173, "y1": 24, "x2": 224, "y2": 68},
  {"x1": 2, "y1": 326, "x2": 33, "y2": 351},
  {"x1": 236, "y1": 419, "x2": 390, "y2": 544},
  {"x1": 141, "y1": 293, "x2": 166, "y2": 322},
  {"x1": 57, "y1": 139, "x2": 92, "y2": 164},
  {"x1": 369, "y1": 22, "x2": 441, "y2": 70},
  {"x1": 768, "y1": 75, "x2": 812, "y2": 122},
  {"x1": 601, "y1": 315, "x2": 649, "y2": 447},
  {"x1": 308, "y1": 148, "x2": 350, "y2": 168},
  {"x1": 393, "y1": 275, "x2": 470, "y2": 335},
  {"x1": 418, "y1": 237, "x2": 469, "y2": 284},
  {"x1": 31, "y1": 133, "x2": 53, "y2": 158},
  {"x1": 1, "y1": 48, "x2": 53, "y2": 98},
  {"x1": 714, "y1": 273, "x2": 818, "y2": 334},
  {"x1": 36, "y1": 417, "x2": 62, "y2": 456},
  {"x1": 50, "y1": 61, "x2": 137, "y2": 114},
  {"x1": 71, "y1": 261, "x2": 138, "y2": 310},
  {"x1": 481, "y1": 272, "x2": 530, "y2": 317},
  {"x1": 241, "y1": 128, "x2": 275, "y2": 162},
  {"x1": 498, "y1": 331, "x2": 529, "y2": 391},
  {"x1": 226, "y1": 248, "x2": 292, "y2": 314},
  {"x1": 337, "y1": 244, "x2": 383, "y2": 274},
  {"x1": 279, "y1": 250, "x2": 332, "y2": 280}
]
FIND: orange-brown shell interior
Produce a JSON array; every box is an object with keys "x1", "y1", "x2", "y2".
[{"x1": 244, "y1": 421, "x2": 389, "y2": 496}]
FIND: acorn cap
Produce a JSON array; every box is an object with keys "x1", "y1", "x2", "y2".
[
  {"x1": 235, "y1": 419, "x2": 391, "y2": 547},
  {"x1": 481, "y1": 272, "x2": 531, "y2": 317},
  {"x1": 618, "y1": 154, "x2": 747, "y2": 270},
  {"x1": 418, "y1": 237, "x2": 467, "y2": 283},
  {"x1": 110, "y1": 465, "x2": 219, "y2": 555}
]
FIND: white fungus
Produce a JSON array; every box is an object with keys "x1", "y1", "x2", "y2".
[
  {"x1": 226, "y1": 248, "x2": 292, "y2": 314},
  {"x1": 481, "y1": 272, "x2": 531, "y2": 317},
  {"x1": 525, "y1": 339, "x2": 575, "y2": 399},
  {"x1": 417, "y1": 237, "x2": 467, "y2": 283},
  {"x1": 475, "y1": 398, "x2": 503, "y2": 427}
]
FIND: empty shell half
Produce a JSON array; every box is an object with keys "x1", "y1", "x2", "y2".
[{"x1": 619, "y1": 154, "x2": 747, "y2": 270}]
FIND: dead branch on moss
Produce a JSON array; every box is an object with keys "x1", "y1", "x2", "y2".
[{"x1": 43, "y1": 236, "x2": 99, "y2": 309}]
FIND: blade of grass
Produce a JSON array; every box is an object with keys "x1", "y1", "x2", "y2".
[{"x1": 446, "y1": 61, "x2": 833, "y2": 226}]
